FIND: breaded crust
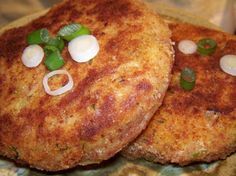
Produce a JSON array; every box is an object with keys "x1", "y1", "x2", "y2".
[
  {"x1": 0, "y1": 0, "x2": 173, "y2": 171},
  {"x1": 122, "y1": 22, "x2": 236, "y2": 165}
]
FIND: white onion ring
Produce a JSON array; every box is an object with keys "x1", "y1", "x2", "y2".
[
  {"x1": 68, "y1": 35, "x2": 99, "y2": 63},
  {"x1": 43, "y1": 70, "x2": 73, "y2": 96},
  {"x1": 178, "y1": 40, "x2": 197, "y2": 55},
  {"x1": 21, "y1": 44, "x2": 44, "y2": 68},
  {"x1": 220, "y1": 54, "x2": 236, "y2": 76}
]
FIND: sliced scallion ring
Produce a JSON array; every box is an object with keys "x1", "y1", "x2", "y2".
[
  {"x1": 58, "y1": 23, "x2": 91, "y2": 41},
  {"x1": 219, "y1": 54, "x2": 236, "y2": 76},
  {"x1": 21, "y1": 44, "x2": 44, "y2": 68},
  {"x1": 46, "y1": 37, "x2": 65, "y2": 52},
  {"x1": 44, "y1": 45, "x2": 59, "y2": 57},
  {"x1": 43, "y1": 70, "x2": 73, "y2": 96},
  {"x1": 178, "y1": 40, "x2": 197, "y2": 54},
  {"x1": 44, "y1": 50, "x2": 65, "y2": 71},
  {"x1": 180, "y1": 67, "x2": 196, "y2": 91},
  {"x1": 68, "y1": 35, "x2": 99, "y2": 63},
  {"x1": 197, "y1": 38, "x2": 217, "y2": 56},
  {"x1": 27, "y1": 28, "x2": 50, "y2": 44}
]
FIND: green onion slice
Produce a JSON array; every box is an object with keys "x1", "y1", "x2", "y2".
[
  {"x1": 180, "y1": 67, "x2": 196, "y2": 91},
  {"x1": 44, "y1": 45, "x2": 59, "y2": 57},
  {"x1": 197, "y1": 38, "x2": 217, "y2": 56},
  {"x1": 46, "y1": 37, "x2": 65, "y2": 52},
  {"x1": 27, "y1": 28, "x2": 50, "y2": 44},
  {"x1": 58, "y1": 23, "x2": 91, "y2": 41},
  {"x1": 44, "y1": 50, "x2": 65, "y2": 71}
]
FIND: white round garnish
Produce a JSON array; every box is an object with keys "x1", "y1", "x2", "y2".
[
  {"x1": 43, "y1": 70, "x2": 74, "y2": 96},
  {"x1": 68, "y1": 35, "x2": 99, "y2": 63},
  {"x1": 220, "y1": 54, "x2": 236, "y2": 76},
  {"x1": 178, "y1": 40, "x2": 197, "y2": 54},
  {"x1": 21, "y1": 44, "x2": 44, "y2": 67}
]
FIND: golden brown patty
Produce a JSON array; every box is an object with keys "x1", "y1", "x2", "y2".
[
  {"x1": 0, "y1": 0, "x2": 173, "y2": 171},
  {"x1": 122, "y1": 22, "x2": 236, "y2": 165}
]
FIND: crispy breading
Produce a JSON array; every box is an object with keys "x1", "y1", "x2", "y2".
[
  {"x1": 0, "y1": 0, "x2": 173, "y2": 171},
  {"x1": 122, "y1": 22, "x2": 236, "y2": 165}
]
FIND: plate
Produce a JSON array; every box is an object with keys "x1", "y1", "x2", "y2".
[{"x1": 0, "y1": 3, "x2": 235, "y2": 176}]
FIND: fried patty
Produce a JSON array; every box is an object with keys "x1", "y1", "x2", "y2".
[
  {"x1": 122, "y1": 22, "x2": 236, "y2": 165},
  {"x1": 0, "y1": 0, "x2": 173, "y2": 171}
]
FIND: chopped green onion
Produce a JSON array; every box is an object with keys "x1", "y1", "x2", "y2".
[
  {"x1": 27, "y1": 28, "x2": 50, "y2": 44},
  {"x1": 58, "y1": 23, "x2": 91, "y2": 41},
  {"x1": 197, "y1": 38, "x2": 217, "y2": 56},
  {"x1": 46, "y1": 37, "x2": 65, "y2": 52},
  {"x1": 44, "y1": 50, "x2": 65, "y2": 71},
  {"x1": 180, "y1": 67, "x2": 196, "y2": 91},
  {"x1": 44, "y1": 45, "x2": 59, "y2": 57}
]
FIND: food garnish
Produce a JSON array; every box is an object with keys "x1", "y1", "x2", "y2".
[
  {"x1": 43, "y1": 70, "x2": 73, "y2": 96},
  {"x1": 44, "y1": 50, "x2": 65, "y2": 71},
  {"x1": 46, "y1": 37, "x2": 65, "y2": 52},
  {"x1": 178, "y1": 40, "x2": 197, "y2": 54},
  {"x1": 180, "y1": 67, "x2": 196, "y2": 91},
  {"x1": 23, "y1": 23, "x2": 99, "y2": 95},
  {"x1": 58, "y1": 23, "x2": 91, "y2": 41},
  {"x1": 68, "y1": 35, "x2": 99, "y2": 63},
  {"x1": 197, "y1": 38, "x2": 217, "y2": 56},
  {"x1": 24, "y1": 23, "x2": 97, "y2": 69},
  {"x1": 27, "y1": 28, "x2": 50, "y2": 45},
  {"x1": 220, "y1": 54, "x2": 236, "y2": 76},
  {"x1": 21, "y1": 44, "x2": 44, "y2": 68},
  {"x1": 44, "y1": 45, "x2": 59, "y2": 56}
]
